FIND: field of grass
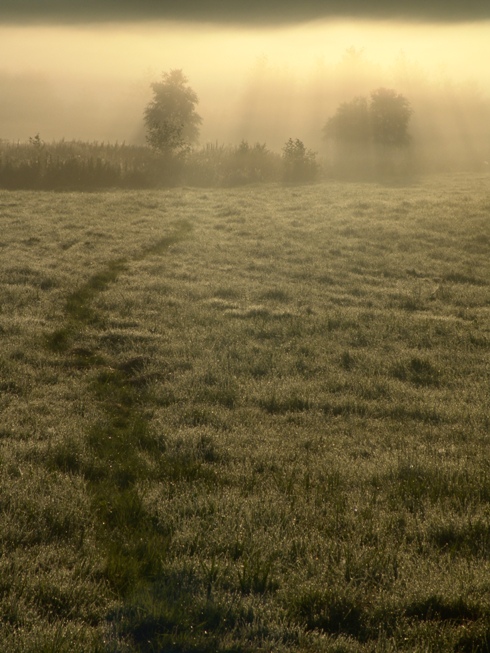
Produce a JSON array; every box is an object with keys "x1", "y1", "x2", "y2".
[{"x1": 0, "y1": 173, "x2": 489, "y2": 652}]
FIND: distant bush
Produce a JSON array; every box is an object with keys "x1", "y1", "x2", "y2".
[
  {"x1": 185, "y1": 141, "x2": 281, "y2": 187},
  {"x1": 282, "y1": 138, "x2": 319, "y2": 183},
  {"x1": 227, "y1": 140, "x2": 282, "y2": 186}
]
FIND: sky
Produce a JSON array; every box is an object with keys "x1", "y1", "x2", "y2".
[{"x1": 0, "y1": 1, "x2": 489, "y2": 150}]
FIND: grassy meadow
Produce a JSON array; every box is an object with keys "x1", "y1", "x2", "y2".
[{"x1": 0, "y1": 173, "x2": 489, "y2": 652}]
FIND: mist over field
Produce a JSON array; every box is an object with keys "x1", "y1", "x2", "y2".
[{"x1": 1, "y1": 20, "x2": 489, "y2": 172}]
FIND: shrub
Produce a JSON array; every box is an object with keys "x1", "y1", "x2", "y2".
[
  {"x1": 282, "y1": 138, "x2": 319, "y2": 183},
  {"x1": 185, "y1": 141, "x2": 281, "y2": 186}
]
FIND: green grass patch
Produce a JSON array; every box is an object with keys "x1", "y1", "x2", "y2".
[{"x1": 0, "y1": 175, "x2": 489, "y2": 651}]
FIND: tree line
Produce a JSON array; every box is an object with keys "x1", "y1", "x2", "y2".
[
  {"x1": 144, "y1": 69, "x2": 414, "y2": 179},
  {"x1": 0, "y1": 69, "x2": 415, "y2": 189}
]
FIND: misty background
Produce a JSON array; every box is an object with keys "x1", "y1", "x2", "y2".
[{"x1": 1, "y1": 20, "x2": 490, "y2": 172}]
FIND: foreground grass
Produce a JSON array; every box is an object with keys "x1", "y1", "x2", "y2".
[{"x1": 0, "y1": 173, "x2": 489, "y2": 651}]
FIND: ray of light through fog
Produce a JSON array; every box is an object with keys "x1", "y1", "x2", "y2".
[{"x1": 0, "y1": 19, "x2": 489, "y2": 166}]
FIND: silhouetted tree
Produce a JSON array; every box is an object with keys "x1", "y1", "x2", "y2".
[
  {"x1": 323, "y1": 96, "x2": 370, "y2": 145},
  {"x1": 370, "y1": 88, "x2": 413, "y2": 147},
  {"x1": 324, "y1": 88, "x2": 412, "y2": 149},
  {"x1": 323, "y1": 88, "x2": 413, "y2": 176},
  {"x1": 144, "y1": 70, "x2": 201, "y2": 155}
]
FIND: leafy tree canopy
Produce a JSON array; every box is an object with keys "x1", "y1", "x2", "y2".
[
  {"x1": 324, "y1": 88, "x2": 413, "y2": 148},
  {"x1": 370, "y1": 87, "x2": 413, "y2": 146},
  {"x1": 324, "y1": 96, "x2": 370, "y2": 144},
  {"x1": 144, "y1": 69, "x2": 202, "y2": 155}
]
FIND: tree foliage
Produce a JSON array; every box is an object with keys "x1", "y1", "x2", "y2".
[
  {"x1": 144, "y1": 69, "x2": 202, "y2": 155},
  {"x1": 370, "y1": 88, "x2": 413, "y2": 146},
  {"x1": 282, "y1": 138, "x2": 318, "y2": 182},
  {"x1": 323, "y1": 96, "x2": 370, "y2": 145},
  {"x1": 324, "y1": 88, "x2": 413, "y2": 149}
]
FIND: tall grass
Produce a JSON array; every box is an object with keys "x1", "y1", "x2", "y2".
[
  {"x1": 0, "y1": 138, "x2": 285, "y2": 190},
  {"x1": 0, "y1": 139, "x2": 178, "y2": 190}
]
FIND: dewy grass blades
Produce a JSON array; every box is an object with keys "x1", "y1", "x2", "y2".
[{"x1": 0, "y1": 178, "x2": 489, "y2": 651}]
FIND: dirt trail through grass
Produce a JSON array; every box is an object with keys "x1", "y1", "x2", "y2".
[{"x1": 44, "y1": 219, "x2": 195, "y2": 645}]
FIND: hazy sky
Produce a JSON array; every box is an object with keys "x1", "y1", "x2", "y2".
[{"x1": 0, "y1": 1, "x2": 489, "y2": 144}]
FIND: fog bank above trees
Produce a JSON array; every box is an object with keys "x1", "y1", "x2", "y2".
[{"x1": 1, "y1": 49, "x2": 489, "y2": 174}]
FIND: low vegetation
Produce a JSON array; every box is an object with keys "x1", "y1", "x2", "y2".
[
  {"x1": 0, "y1": 173, "x2": 489, "y2": 651},
  {"x1": 0, "y1": 138, "x2": 286, "y2": 190}
]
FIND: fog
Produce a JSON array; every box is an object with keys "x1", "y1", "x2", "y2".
[{"x1": 1, "y1": 19, "x2": 489, "y2": 170}]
